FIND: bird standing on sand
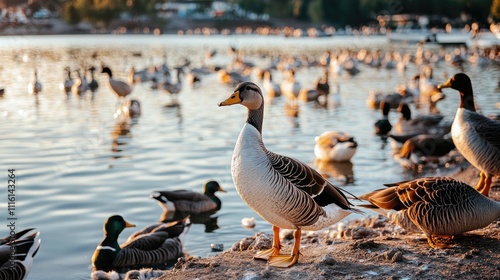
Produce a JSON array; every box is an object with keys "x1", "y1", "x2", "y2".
[
  {"x1": 359, "y1": 177, "x2": 500, "y2": 248},
  {"x1": 438, "y1": 73, "x2": 500, "y2": 196},
  {"x1": 219, "y1": 82, "x2": 361, "y2": 268}
]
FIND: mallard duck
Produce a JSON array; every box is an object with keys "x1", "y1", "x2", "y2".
[
  {"x1": 314, "y1": 131, "x2": 357, "y2": 162},
  {"x1": 374, "y1": 100, "x2": 392, "y2": 135},
  {"x1": 438, "y1": 73, "x2": 500, "y2": 196},
  {"x1": 101, "y1": 66, "x2": 133, "y2": 99},
  {"x1": 359, "y1": 177, "x2": 500, "y2": 248},
  {"x1": 28, "y1": 70, "x2": 42, "y2": 96},
  {"x1": 151, "y1": 181, "x2": 226, "y2": 215},
  {"x1": 0, "y1": 228, "x2": 41, "y2": 280},
  {"x1": 91, "y1": 215, "x2": 190, "y2": 273},
  {"x1": 218, "y1": 82, "x2": 362, "y2": 267}
]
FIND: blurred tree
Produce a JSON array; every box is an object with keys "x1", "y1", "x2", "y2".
[
  {"x1": 63, "y1": 2, "x2": 81, "y2": 26},
  {"x1": 308, "y1": 0, "x2": 323, "y2": 23},
  {"x1": 237, "y1": 0, "x2": 266, "y2": 16},
  {"x1": 493, "y1": 0, "x2": 500, "y2": 21}
]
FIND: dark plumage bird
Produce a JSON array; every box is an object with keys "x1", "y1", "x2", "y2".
[
  {"x1": 151, "y1": 181, "x2": 226, "y2": 215},
  {"x1": 397, "y1": 134, "x2": 456, "y2": 166},
  {"x1": 91, "y1": 215, "x2": 190, "y2": 273},
  {"x1": 101, "y1": 66, "x2": 133, "y2": 99},
  {"x1": 374, "y1": 100, "x2": 392, "y2": 135},
  {"x1": 438, "y1": 73, "x2": 500, "y2": 196},
  {"x1": 359, "y1": 177, "x2": 500, "y2": 248},
  {"x1": 0, "y1": 228, "x2": 41, "y2": 280}
]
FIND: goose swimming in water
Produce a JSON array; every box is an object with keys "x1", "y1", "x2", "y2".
[
  {"x1": 438, "y1": 73, "x2": 500, "y2": 196},
  {"x1": 218, "y1": 82, "x2": 362, "y2": 267}
]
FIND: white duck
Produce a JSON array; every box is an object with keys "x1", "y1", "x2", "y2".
[
  {"x1": 219, "y1": 82, "x2": 362, "y2": 268},
  {"x1": 314, "y1": 131, "x2": 357, "y2": 162}
]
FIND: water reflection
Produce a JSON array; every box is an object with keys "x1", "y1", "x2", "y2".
[
  {"x1": 111, "y1": 120, "x2": 132, "y2": 159},
  {"x1": 159, "y1": 211, "x2": 220, "y2": 233},
  {"x1": 313, "y1": 159, "x2": 355, "y2": 185}
]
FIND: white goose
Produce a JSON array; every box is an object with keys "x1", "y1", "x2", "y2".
[
  {"x1": 219, "y1": 82, "x2": 361, "y2": 268},
  {"x1": 438, "y1": 73, "x2": 500, "y2": 196},
  {"x1": 101, "y1": 66, "x2": 133, "y2": 100}
]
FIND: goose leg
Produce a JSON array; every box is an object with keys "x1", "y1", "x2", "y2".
[
  {"x1": 268, "y1": 229, "x2": 301, "y2": 268},
  {"x1": 474, "y1": 172, "x2": 486, "y2": 193},
  {"x1": 254, "y1": 225, "x2": 281, "y2": 261},
  {"x1": 478, "y1": 175, "x2": 492, "y2": 197},
  {"x1": 426, "y1": 234, "x2": 454, "y2": 249}
]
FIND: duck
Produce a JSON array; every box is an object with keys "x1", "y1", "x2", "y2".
[
  {"x1": 91, "y1": 215, "x2": 190, "y2": 273},
  {"x1": 262, "y1": 70, "x2": 281, "y2": 99},
  {"x1": 359, "y1": 177, "x2": 500, "y2": 248},
  {"x1": 115, "y1": 99, "x2": 141, "y2": 120},
  {"x1": 396, "y1": 134, "x2": 456, "y2": 167},
  {"x1": 374, "y1": 100, "x2": 392, "y2": 136},
  {"x1": 151, "y1": 180, "x2": 226, "y2": 215},
  {"x1": 159, "y1": 67, "x2": 183, "y2": 103},
  {"x1": 218, "y1": 82, "x2": 362, "y2": 267},
  {"x1": 88, "y1": 66, "x2": 99, "y2": 93},
  {"x1": 314, "y1": 131, "x2": 358, "y2": 162},
  {"x1": 28, "y1": 70, "x2": 42, "y2": 96},
  {"x1": 393, "y1": 103, "x2": 446, "y2": 135},
  {"x1": 0, "y1": 228, "x2": 41, "y2": 280},
  {"x1": 60, "y1": 67, "x2": 73, "y2": 94},
  {"x1": 438, "y1": 73, "x2": 500, "y2": 196},
  {"x1": 72, "y1": 69, "x2": 88, "y2": 96},
  {"x1": 101, "y1": 66, "x2": 133, "y2": 100},
  {"x1": 280, "y1": 69, "x2": 301, "y2": 104},
  {"x1": 298, "y1": 69, "x2": 330, "y2": 104}
]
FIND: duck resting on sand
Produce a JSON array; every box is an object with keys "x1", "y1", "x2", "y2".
[{"x1": 218, "y1": 82, "x2": 362, "y2": 268}]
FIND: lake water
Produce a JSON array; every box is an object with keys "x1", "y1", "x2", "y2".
[{"x1": 0, "y1": 34, "x2": 498, "y2": 279}]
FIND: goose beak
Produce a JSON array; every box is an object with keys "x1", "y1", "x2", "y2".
[
  {"x1": 218, "y1": 186, "x2": 227, "y2": 193},
  {"x1": 437, "y1": 79, "x2": 451, "y2": 90},
  {"x1": 218, "y1": 90, "x2": 242, "y2": 106}
]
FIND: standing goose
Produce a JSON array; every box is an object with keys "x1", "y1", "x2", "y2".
[
  {"x1": 438, "y1": 73, "x2": 500, "y2": 196},
  {"x1": 91, "y1": 215, "x2": 190, "y2": 273},
  {"x1": 0, "y1": 228, "x2": 41, "y2": 280},
  {"x1": 151, "y1": 180, "x2": 226, "y2": 215},
  {"x1": 28, "y1": 70, "x2": 42, "y2": 96},
  {"x1": 359, "y1": 177, "x2": 500, "y2": 248},
  {"x1": 101, "y1": 66, "x2": 133, "y2": 100},
  {"x1": 218, "y1": 82, "x2": 362, "y2": 267},
  {"x1": 60, "y1": 67, "x2": 73, "y2": 95},
  {"x1": 88, "y1": 66, "x2": 99, "y2": 93}
]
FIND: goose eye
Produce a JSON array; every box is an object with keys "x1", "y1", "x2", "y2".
[{"x1": 246, "y1": 86, "x2": 251, "y2": 91}]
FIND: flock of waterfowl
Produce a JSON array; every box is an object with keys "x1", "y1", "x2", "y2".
[{"x1": 3, "y1": 40, "x2": 500, "y2": 279}]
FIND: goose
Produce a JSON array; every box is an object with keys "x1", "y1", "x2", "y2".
[
  {"x1": 314, "y1": 131, "x2": 358, "y2": 162},
  {"x1": 116, "y1": 99, "x2": 141, "y2": 119},
  {"x1": 101, "y1": 66, "x2": 133, "y2": 100},
  {"x1": 72, "y1": 69, "x2": 88, "y2": 96},
  {"x1": 91, "y1": 215, "x2": 190, "y2": 273},
  {"x1": 359, "y1": 177, "x2": 500, "y2": 248},
  {"x1": 88, "y1": 66, "x2": 99, "y2": 93},
  {"x1": 298, "y1": 69, "x2": 330, "y2": 104},
  {"x1": 280, "y1": 69, "x2": 301, "y2": 104},
  {"x1": 393, "y1": 103, "x2": 446, "y2": 135},
  {"x1": 60, "y1": 67, "x2": 73, "y2": 94},
  {"x1": 374, "y1": 100, "x2": 392, "y2": 135},
  {"x1": 151, "y1": 180, "x2": 226, "y2": 215},
  {"x1": 0, "y1": 228, "x2": 41, "y2": 280},
  {"x1": 218, "y1": 82, "x2": 362, "y2": 267},
  {"x1": 28, "y1": 70, "x2": 42, "y2": 96},
  {"x1": 159, "y1": 67, "x2": 184, "y2": 104},
  {"x1": 438, "y1": 73, "x2": 500, "y2": 196}
]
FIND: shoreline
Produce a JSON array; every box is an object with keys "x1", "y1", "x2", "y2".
[{"x1": 148, "y1": 163, "x2": 499, "y2": 280}]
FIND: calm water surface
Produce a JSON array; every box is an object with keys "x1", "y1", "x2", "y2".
[{"x1": 0, "y1": 34, "x2": 498, "y2": 279}]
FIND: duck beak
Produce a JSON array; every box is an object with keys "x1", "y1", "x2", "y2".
[
  {"x1": 437, "y1": 79, "x2": 451, "y2": 90},
  {"x1": 218, "y1": 90, "x2": 242, "y2": 106},
  {"x1": 124, "y1": 220, "x2": 136, "y2": 228}
]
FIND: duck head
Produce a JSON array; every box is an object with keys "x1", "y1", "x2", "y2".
[{"x1": 203, "y1": 180, "x2": 226, "y2": 196}]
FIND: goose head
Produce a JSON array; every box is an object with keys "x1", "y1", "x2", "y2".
[
  {"x1": 101, "y1": 66, "x2": 112, "y2": 78},
  {"x1": 437, "y1": 73, "x2": 475, "y2": 111}
]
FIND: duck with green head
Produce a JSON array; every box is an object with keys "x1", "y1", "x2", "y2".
[
  {"x1": 151, "y1": 180, "x2": 226, "y2": 215},
  {"x1": 91, "y1": 215, "x2": 189, "y2": 273}
]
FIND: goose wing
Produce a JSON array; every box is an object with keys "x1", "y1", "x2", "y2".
[
  {"x1": 470, "y1": 113, "x2": 500, "y2": 149},
  {"x1": 266, "y1": 151, "x2": 353, "y2": 209}
]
